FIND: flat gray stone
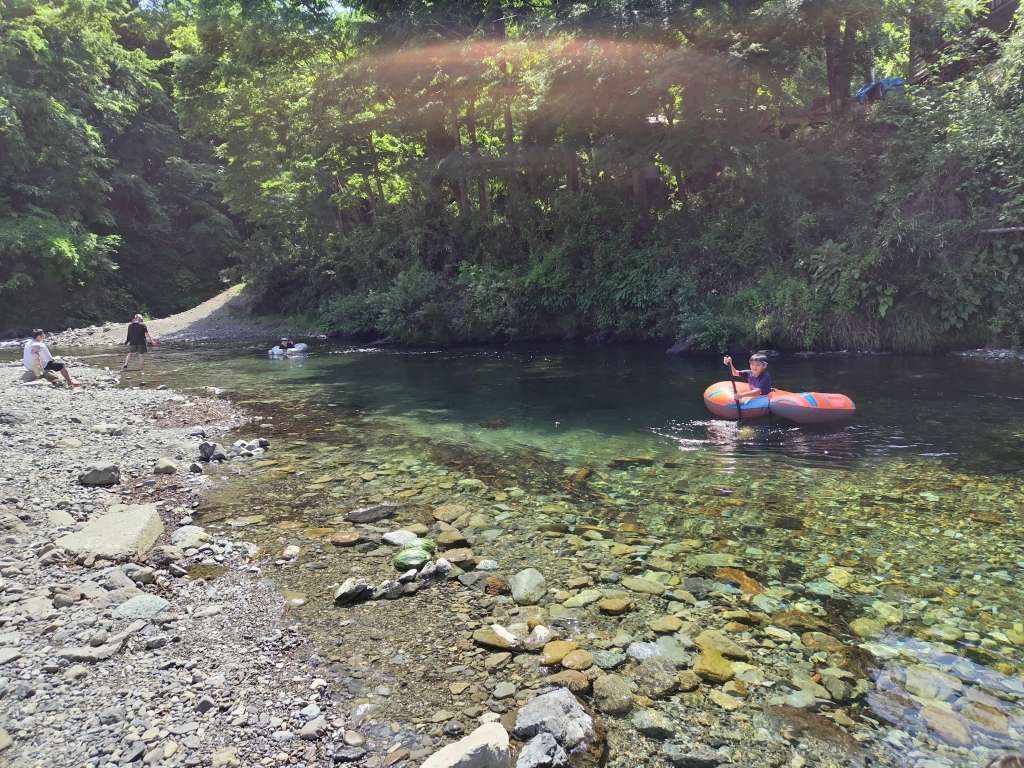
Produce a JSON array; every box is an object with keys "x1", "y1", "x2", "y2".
[
  {"x1": 56, "y1": 504, "x2": 163, "y2": 561},
  {"x1": 112, "y1": 594, "x2": 170, "y2": 620}
]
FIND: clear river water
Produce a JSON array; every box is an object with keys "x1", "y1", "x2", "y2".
[{"x1": 43, "y1": 343, "x2": 1024, "y2": 765}]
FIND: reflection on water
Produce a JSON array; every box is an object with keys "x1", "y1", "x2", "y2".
[{"x1": 33, "y1": 342, "x2": 1024, "y2": 765}]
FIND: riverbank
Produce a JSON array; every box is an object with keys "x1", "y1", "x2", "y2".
[
  {"x1": 41, "y1": 285, "x2": 323, "y2": 348},
  {"x1": 0, "y1": 361, "x2": 344, "y2": 766}
]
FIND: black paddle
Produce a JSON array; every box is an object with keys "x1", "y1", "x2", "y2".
[{"x1": 726, "y1": 354, "x2": 742, "y2": 423}]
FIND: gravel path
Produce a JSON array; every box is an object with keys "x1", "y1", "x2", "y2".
[
  {"x1": 45, "y1": 285, "x2": 321, "y2": 347},
  {"x1": 0, "y1": 363, "x2": 345, "y2": 767}
]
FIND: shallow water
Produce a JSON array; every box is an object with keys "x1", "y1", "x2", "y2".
[{"x1": 37, "y1": 343, "x2": 1024, "y2": 764}]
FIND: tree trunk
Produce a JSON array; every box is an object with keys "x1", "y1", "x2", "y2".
[
  {"x1": 466, "y1": 99, "x2": 489, "y2": 219},
  {"x1": 450, "y1": 101, "x2": 467, "y2": 215},
  {"x1": 368, "y1": 134, "x2": 385, "y2": 204},
  {"x1": 824, "y1": 14, "x2": 858, "y2": 116},
  {"x1": 566, "y1": 143, "x2": 579, "y2": 194}
]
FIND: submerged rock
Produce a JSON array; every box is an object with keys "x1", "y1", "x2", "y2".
[
  {"x1": 345, "y1": 503, "x2": 399, "y2": 523},
  {"x1": 510, "y1": 569, "x2": 547, "y2": 605},
  {"x1": 593, "y1": 674, "x2": 633, "y2": 716}
]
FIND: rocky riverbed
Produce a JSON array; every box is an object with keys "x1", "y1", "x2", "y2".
[
  {"x1": 4, "y1": 354, "x2": 1023, "y2": 768},
  {"x1": 0, "y1": 362, "x2": 350, "y2": 767}
]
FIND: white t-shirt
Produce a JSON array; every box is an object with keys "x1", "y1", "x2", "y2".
[{"x1": 23, "y1": 340, "x2": 53, "y2": 371}]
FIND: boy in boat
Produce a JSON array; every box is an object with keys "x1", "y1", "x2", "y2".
[
  {"x1": 279, "y1": 337, "x2": 296, "y2": 350},
  {"x1": 723, "y1": 353, "x2": 772, "y2": 402}
]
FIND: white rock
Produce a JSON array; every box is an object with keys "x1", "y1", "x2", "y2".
[
  {"x1": 55, "y1": 504, "x2": 163, "y2": 560},
  {"x1": 420, "y1": 722, "x2": 511, "y2": 768}
]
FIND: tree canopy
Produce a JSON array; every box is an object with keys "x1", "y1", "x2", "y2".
[{"x1": 4, "y1": 0, "x2": 1023, "y2": 350}]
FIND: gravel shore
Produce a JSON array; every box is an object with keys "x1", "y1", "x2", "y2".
[
  {"x1": 42, "y1": 285, "x2": 321, "y2": 348},
  {"x1": 0, "y1": 362, "x2": 341, "y2": 767}
]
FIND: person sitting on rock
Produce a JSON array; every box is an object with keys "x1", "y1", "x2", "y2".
[{"x1": 23, "y1": 329, "x2": 80, "y2": 388}]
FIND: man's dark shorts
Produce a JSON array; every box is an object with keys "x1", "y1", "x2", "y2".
[
  {"x1": 44, "y1": 361, "x2": 66, "y2": 372},
  {"x1": 130, "y1": 344, "x2": 147, "y2": 354}
]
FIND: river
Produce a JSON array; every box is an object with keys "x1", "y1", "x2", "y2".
[{"x1": 45, "y1": 343, "x2": 1024, "y2": 766}]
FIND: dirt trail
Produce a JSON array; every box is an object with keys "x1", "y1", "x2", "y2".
[{"x1": 49, "y1": 285, "x2": 319, "y2": 346}]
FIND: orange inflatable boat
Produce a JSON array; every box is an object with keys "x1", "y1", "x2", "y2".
[{"x1": 703, "y1": 381, "x2": 855, "y2": 425}]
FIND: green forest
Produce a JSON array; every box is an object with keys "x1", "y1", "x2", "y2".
[{"x1": 3, "y1": 0, "x2": 1024, "y2": 350}]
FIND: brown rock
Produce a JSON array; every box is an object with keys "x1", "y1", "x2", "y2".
[
  {"x1": 648, "y1": 615, "x2": 683, "y2": 634},
  {"x1": 561, "y1": 649, "x2": 594, "y2": 671},
  {"x1": 695, "y1": 630, "x2": 748, "y2": 660},
  {"x1": 959, "y1": 700, "x2": 1008, "y2": 735},
  {"x1": 972, "y1": 510, "x2": 1007, "y2": 525},
  {"x1": 770, "y1": 611, "x2": 832, "y2": 633},
  {"x1": 598, "y1": 598, "x2": 630, "y2": 616},
  {"x1": 472, "y1": 627, "x2": 520, "y2": 651},
  {"x1": 444, "y1": 548, "x2": 476, "y2": 568},
  {"x1": 433, "y1": 504, "x2": 467, "y2": 523},
  {"x1": 540, "y1": 640, "x2": 578, "y2": 665},
  {"x1": 693, "y1": 648, "x2": 734, "y2": 683},
  {"x1": 437, "y1": 530, "x2": 469, "y2": 548},
  {"x1": 677, "y1": 671, "x2": 701, "y2": 692},
  {"x1": 921, "y1": 705, "x2": 973, "y2": 748},
  {"x1": 715, "y1": 567, "x2": 765, "y2": 595},
  {"x1": 329, "y1": 531, "x2": 361, "y2": 546},
  {"x1": 484, "y1": 576, "x2": 510, "y2": 596},
  {"x1": 570, "y1": 468, "x2": 591, "y2": 483},
  {"x1": 800, "y1": 632, "x2": 847, "y2": 652},
  {"x1": 545, "y1": 669, "x2": 590, "y2": 693}
]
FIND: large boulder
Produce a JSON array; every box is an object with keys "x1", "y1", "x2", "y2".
[
  {"x1": 420, "y1": 722, "x2": 511, "y2": 768},
  {"x1": 78, "y1": 463, "x2": 121, "y2": 487},
  {"x1": 55, "y1": 504, "x2": 163, "y2": 561},
  {"x1": 509, "y1": 568, "x2": 547, "y2": 605},
  {"x1": 514, "y1": 688, "x2": 594, "y2": 751}
]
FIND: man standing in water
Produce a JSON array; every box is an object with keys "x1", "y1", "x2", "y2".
[{"x1": 123, "y1": 314, "x2": 156, "y2": 375}]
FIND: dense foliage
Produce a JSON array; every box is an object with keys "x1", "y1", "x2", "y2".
[
  {"x1": 6, "y1": 1, "x2": 1023, "y2": 350},
  {"x1": 0, "y1": 0, "x2": 239, "y2": 331},
  {"x1": 170, "y1": 0, "x2": 1024, "y2": 350}
]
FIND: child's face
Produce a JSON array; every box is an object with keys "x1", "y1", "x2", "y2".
[{"x1": 749, "y1": 360, "x2": 767, "y2": 375}]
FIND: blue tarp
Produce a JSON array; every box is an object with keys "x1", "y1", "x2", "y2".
[{"x1": 856, "y1": 77, "x2": 906, "y2": 105}]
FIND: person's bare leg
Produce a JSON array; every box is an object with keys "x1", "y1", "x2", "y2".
[
  {"x1": 59, "y1": 367, "x2": 80, "y2": 387},
  {"x1": 123, "y1": 352, "x2": 132, "y2": 370}
]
